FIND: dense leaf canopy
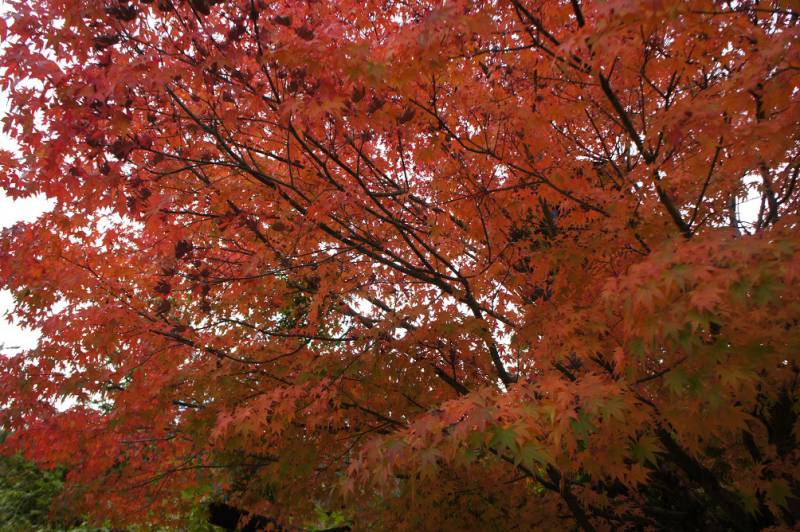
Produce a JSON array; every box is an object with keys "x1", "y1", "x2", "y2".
[{"x1": 1, "y1": 0, "x2": 799, "y2": 529}]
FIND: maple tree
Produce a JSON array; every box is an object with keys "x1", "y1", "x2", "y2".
[{"x1": 0, "y1": 0, "x2": 799, "y2": 529}]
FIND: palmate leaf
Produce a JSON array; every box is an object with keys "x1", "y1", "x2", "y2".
[
  {"x1": 597, "y1": 396, "x2": 627, "y2": 422},
  {"x1": 664, "y1": 368, "x2": 690, "y2": 395},
  {"x1": 489, "y1": 427, "x2": 519, "y2": 455},
  {"x1": 0, "y1": 0, "x2": 798, "y2": 530},
  {"x1": 516, "y1": 442, "x2": 553, "y2": 470},
  {"x1": 630, "y1": 434, "x2": 661, "y2": 466}
]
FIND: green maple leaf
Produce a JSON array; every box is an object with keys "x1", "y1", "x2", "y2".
[
  {"x1": 516, "y1": 442, "x2": 553, "y2": 468},
  {"x1": 664, "y1": 368, "x2": 689, "y2": 395},
  {"x1": 570, "y1": 411, "x2": 594, "y2": 440},
  {"x1": 599, "y1": 396, "x2": 627, "y2": 422},
  {"x1": 768, "y1": 479, "x2": 791, "y2": 510},
  {"x1": 753, "y1": 276, "x2": 778, "y2": 306},
  {"x1": 630, "y1": 434, "x2": 660, "y2": 465},
  {"x1": 629, "y1": 337, "x2": 645, "y2": 358},
  {"x1": 489, "y1": 427, "x2": 519, "y2": 454}
]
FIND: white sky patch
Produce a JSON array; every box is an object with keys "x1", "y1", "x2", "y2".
[
  {"x1": 1, "y1": 0, "x2": 60, "y2": 352},
  {"x1": 737, "y1": 177, "x2": 762, "y2": 229},
  {"x1": 0, "y1": 75, "x2": 54, "y2": 352},
  {"x1": 0, "y1": 190, "x2": 53, "y2": 352}
]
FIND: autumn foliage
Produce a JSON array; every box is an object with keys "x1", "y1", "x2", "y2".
[{"x1": 0, "y1": 0, "x2": 799, "y2": 529}]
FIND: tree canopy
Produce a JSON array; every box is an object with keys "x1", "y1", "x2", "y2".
[{"x1": 0, "y1": 0, "x2": 799, "y2": 529}]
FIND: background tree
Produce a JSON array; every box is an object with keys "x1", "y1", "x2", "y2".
[
  {"x1": 0, "y1": 442, "x2": 67, "y2": 531},
  {"x1": 0, "y1": 0, "x2": 798, "y2": 529},
  {"x1": 0, "y1": 436, "x2": 225, "y2": 531}
]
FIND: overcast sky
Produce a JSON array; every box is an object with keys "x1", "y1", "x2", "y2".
[
  {"x1": 0, "y1": 198, "x2": 51, "y2": 352},
  {"x1": 0, "y1": 83, "x2": 51, "y2": 352},
  {"x1": 0, "y1": 195, "x2": 51, "y2": 353},
  {"x1": 0, "y1": 0, "x2": 45, "y2": 353}
]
